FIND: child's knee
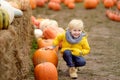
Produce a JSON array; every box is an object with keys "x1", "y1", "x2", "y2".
[
  {"x1": 63, "y1": 50, "x2": 72, "y2": 56},
  {"x1": 76, "y1": 58, "x2": 86, "y2": 66}
]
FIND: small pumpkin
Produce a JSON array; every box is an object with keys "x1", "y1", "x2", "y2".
[
  {"x1": 48, "y1": 1, "x2": 61, "y2": 11},
  {"x1": 29, "y1": 0, "x2": 37, "y2": 9},
  {"x1": 103, "y1": 0, "x2": 114, "y2": 8},
  {"x1": 36, "y1": 0, "x2": 46, "y2": 7},
  {"x1": 117, "y1": 0, "x2": 120, "y2": 10},
  {"x1": 50, "y1": 0, "x2": 61, "y2": 3},
  {"x1": 34, "y1": 29, "x2": 43, "y2": 39},
  {"x1": 52, "y1": 2, "x2": 61, "y2": 11},
  {"x1": 32, "y1": 48, "x2": 58, "y2": 67},
  {"x1": 107, "y1": 10, "x2": 115, "y2": 20},
  {"x1": 34, "y1": 62, "x2": 58, "y2": 80},
  {"x1": 67, "y1": 2, "x2": 75, "y2": 9},
  {"x1": 114, "y1": 11, "x2": 120, "y2": 22},
  {"x1": 64, "y1": 0, "x2": 75, "y2": 6},
  {"x1": 84, "y1": 0, "x2": 98, "y2": 9}
]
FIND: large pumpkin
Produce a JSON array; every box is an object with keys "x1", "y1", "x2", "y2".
[
  {"x1": 32, "y1": 48, "x2": 58, "y2": 67},
  {"x1": 34, "y1": 62, "x2": 58, "y2": 80},
  {"x1": 37, "y1": 38, "x2": 59, "y2": 52},
  {"x1": 37, "y1": 38, "x2": 53, "y2": 48}
]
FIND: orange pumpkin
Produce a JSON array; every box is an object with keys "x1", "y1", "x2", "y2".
[
  {"x1": 84, "y1": 0, "x2": 98, "y2": 9},
  {"x1": 67, "y1": 2, "x2": 75, "y2": 9},
  {"x1": 36, "y1": 0, "x2": 46, "y2": 7},
  {"x1": 107, "y1": 11, "x2": 115, "y2": 20},
  {"x1": 75, "y1": 0, "x2": 83, "y2": 3},
  {"x1": 37, "y1": 38, "x2": 53, "y2": 48},
  {"x1": 43, "y1": 26, "x2": 65, "y2": 39},
  {"x1": 61, "y1": 0, "x2": 65, "y2": 3},
  {"x1": 29, "y1": 0, "x2": 37, "y2": 9},
  {"x1": 32, "y1": 48, "x2": 58, "y2": 67},
  {"x1": 48, "y1": 1, "x2": 54, "y2": 9},
  {"x1": 113, "y1": 0, "x2": 117, "y2": 5},
  {"x1": 114, "y1": 12, "x2": 120, "y2": 22},
  {"x1": 117, "y1": 0, "x2": 120, "y2": 10},
  {"x1": 103, "y1": 0, "x2": 114, "y2": 8},
  {"x1": 48, "y1": 1, "x2": 61, "y2": 11},
  {"x1": 34, "y1": 62, "x2": 58, "y2": 80},
  {"x1": 105, "y1": 9, "x2": 111, "y2": 16},
  {"x1": 64, "y1": 0, "x2": 69, "y2": 6},
  {"x1": 37, "y1": 38, "x2": 59, "y2": 52},
  {"x1": 43, "y1": 26, "x2": 58, "y2": 39},
  {"x1": 50, "y1": 0, "x2": 61, "y2": 3}
]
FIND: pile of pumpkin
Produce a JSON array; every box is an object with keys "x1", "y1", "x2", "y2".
[
  {"x1": 8, "y1": 0, "x2": 99, "y2": 11},
  {"x1": 103, "y1": 0, "x2": 120, "y2": 22},
  {"x1": 28, "y1": 0, "x2": 118, "y2": 10},
  {"x1": 31, "y1": 16, "x2": 65, "y2": 80},
  {"x1": 33, "y1": 47, "x2": 59, "y2": 80},
  {"x1": 5, "y1": 0, "x2": 83, "y2": 11},
  {"x1": 106, "y1": 9, "x2": 120, "y2": 22}
]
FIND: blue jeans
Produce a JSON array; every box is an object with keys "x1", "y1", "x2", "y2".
[{"x1": 63, "y1": 50, "x2": 86, "y2": 67}]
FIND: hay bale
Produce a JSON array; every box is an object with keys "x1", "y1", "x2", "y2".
[{"x1": 0, "y1": 9, "x2": 34, "y2": 80}]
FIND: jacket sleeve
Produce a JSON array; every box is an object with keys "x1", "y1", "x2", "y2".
[
  {"x1": 81, "y1": 37, "x2": 90, "y2": 55},
  {"x1": 53, "y1": 33, "x2": 64, "y2": 47}
]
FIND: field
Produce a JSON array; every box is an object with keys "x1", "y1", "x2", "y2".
[{"x1": 32, "y1": 2, "x2": 120, "y2": 80}]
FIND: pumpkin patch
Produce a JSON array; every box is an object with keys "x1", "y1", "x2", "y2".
[{"x1": 0, "y1": 0, "x2": 120, "y2": 80}]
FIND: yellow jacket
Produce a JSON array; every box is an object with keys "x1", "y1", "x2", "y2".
[{"x1": 53, "y1": 32, "x2": 90, "y2": 56}]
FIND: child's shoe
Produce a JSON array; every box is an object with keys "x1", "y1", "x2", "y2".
[{"x1": 69, "y1": 67, "x2": 78, "y2": 79}]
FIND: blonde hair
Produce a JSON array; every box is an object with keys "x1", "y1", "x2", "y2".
[{"x1": 68, "y1": 19, "x2": 84, "y2": 30}]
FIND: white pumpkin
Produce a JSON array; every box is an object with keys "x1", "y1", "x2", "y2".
[
  {"x1": 48, "y1": 19, "x2": 58, "y2": 27},
  {"x1": 34, "y1": 29, "x2": 43, "y2": 39},
  {"x1": 40, "y1": 19, "x2": 58, "y2": 31},
  {"x1": 12, "y1": 7, "x2": 23, "y2": 17},
  {"x1": 39, "y1": 19, "x2": 50, "y2": 31}
]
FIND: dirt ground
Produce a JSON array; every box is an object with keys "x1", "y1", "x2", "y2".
[{"x1": 32, "y1": 2, "x2": 120, "y2": 80}]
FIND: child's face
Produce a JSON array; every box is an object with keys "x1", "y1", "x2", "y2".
[{"x1": 70, "y1": 28, "x2": 82, "y2": 38}]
